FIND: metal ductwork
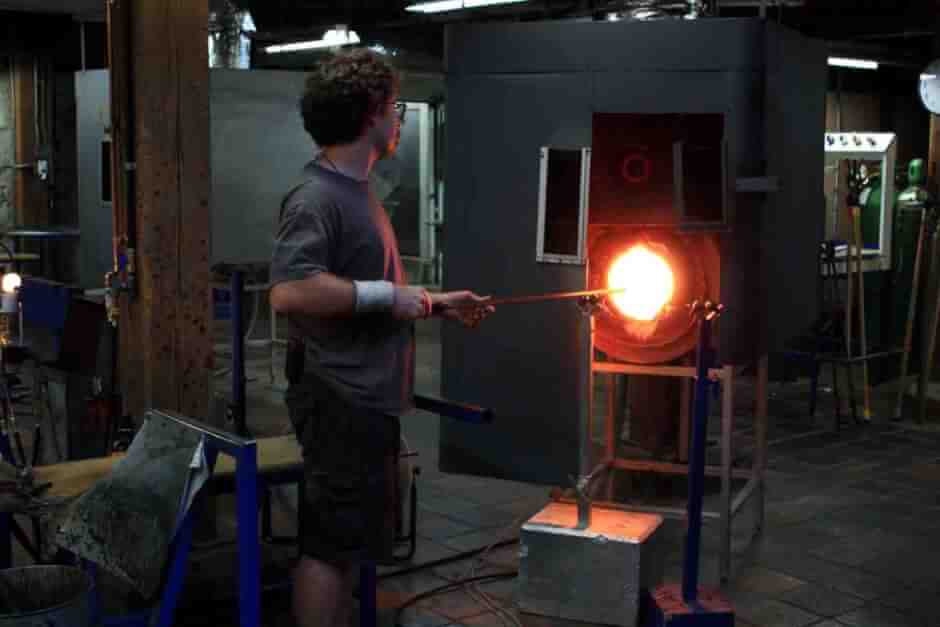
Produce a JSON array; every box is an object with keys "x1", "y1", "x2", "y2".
[
  {"x1": 606, "y1": 0, "x2": 710, "y2": 21},
  {"x1": 208, "y1": 0, "x2": 255, "y2": 69}
]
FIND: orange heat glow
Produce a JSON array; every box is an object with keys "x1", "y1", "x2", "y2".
[{"x1": 607, "y1": 245, "x2": 674, "y2": 321}]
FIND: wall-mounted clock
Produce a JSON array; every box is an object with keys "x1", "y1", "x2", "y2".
[{"x1": 919, "y1": 59, "x2": 940, "y2": 114}]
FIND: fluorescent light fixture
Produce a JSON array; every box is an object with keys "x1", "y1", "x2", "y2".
[
  {"x1": 827, "y1": 56, "x2": 879, "y2": 70},
  {"x1": 264, "y1": 27, "x2": 360, "y2": 54},
  {"x1": 406, "y1": 0, "x2": 527, "y2": 13},
  {"x1": 405, "y1": 0, "x2": 461, "y2": 11},
  {"x1": 921, "y1": 74, "x2": 937, "y2": 81}
]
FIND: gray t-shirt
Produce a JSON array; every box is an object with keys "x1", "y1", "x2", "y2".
[{"x1": 270, "y1": 160, "x2": 414, "y2": 415}]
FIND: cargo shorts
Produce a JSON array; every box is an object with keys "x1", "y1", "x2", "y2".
[{"x1": 285, "y1": 375, "x2": 401, "y2": 566}]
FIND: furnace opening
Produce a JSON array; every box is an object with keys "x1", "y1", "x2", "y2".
[{"x1": 607, "y1": 244, "x2": 674, "y2": 321}]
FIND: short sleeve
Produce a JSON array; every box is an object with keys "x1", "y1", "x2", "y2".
[{"x1": 270, "y1": 194, "x2": 334, "y2": 286}]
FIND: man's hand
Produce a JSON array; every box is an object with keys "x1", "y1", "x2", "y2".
[{"x1": 430, "y1": 291, "x2": 495, "y2": 328}]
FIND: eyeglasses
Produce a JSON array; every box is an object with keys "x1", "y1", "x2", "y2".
[{"x1": 394, "y1": 101, "x2": 407, "y2": 122}]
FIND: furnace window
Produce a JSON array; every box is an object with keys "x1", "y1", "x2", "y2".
[{"x1": 536, "y1": 147, "x2": 590, "y2": 265}]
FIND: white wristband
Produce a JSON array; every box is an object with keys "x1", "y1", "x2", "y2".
[{"x1": 353, "y1": 280, "x2": 395, "y2": 313}]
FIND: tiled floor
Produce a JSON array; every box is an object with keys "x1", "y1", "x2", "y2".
[{"x1": 172, "y1": 319, "x2": 939, "y2": 626}]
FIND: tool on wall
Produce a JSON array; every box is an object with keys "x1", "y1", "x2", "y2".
[
  {"x1": 846, "y1": 161, "x2": 872, "y2": 422},
  {"x1": 917, "y1": 203, "x2": 940, "y2": 424},
  {"x1": 893, "y1": 160, "x2": 937, "y2": 422}
]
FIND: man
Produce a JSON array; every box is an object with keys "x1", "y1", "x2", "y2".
[{"x1": 269, "y1": 49, "x2": 492, "y2": 627}]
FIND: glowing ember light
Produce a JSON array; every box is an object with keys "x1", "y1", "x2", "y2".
[
  {"x1": 1, "y1": 273, "x2": 21, "y2": 295},
  {"x1": 607, "y1": 245, "x2": 674, "y2": 321}
]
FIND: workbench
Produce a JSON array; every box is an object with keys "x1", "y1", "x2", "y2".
[{"x1": 34, "y1": 434, "x2": 302, "y2": 500}]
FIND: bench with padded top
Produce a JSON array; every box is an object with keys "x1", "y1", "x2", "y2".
[{"x1": 34, "y1": 435, "x2": 303, "y2": 500}]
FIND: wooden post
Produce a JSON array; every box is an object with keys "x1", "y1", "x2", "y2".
[
  {"x1": 12, "y1": 54, "x2": 49, "y2": 231},
  {"x1": 107, "y1": 0, "x2": 212, "y2": 421}
]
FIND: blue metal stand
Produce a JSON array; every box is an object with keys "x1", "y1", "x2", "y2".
[
  {"x1": 356, "y1": 396, "x2": 494, "y2": 627},
  {"x1": 649, "y1": 302, "x2": 734, "y2": 627},
  {"x1": 132, "y1": 411, "x2": 260, "y2": 627}
]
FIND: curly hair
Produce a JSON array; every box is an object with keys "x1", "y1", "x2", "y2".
[{"x1": 299, "y1": 49, "x2": 400, "y2": 147}]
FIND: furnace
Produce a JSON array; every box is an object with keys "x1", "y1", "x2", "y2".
[{"x1": 440, "y1": 16, "x2": 825, "y2": 618}]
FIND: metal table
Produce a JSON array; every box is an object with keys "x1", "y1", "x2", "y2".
[{"x1": 3, "y1": 227, "x2": 81, "y2": 278}]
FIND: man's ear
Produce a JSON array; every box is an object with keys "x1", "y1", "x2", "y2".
[{"x1": 363, "y1": 104, "x2": 383, "y2": 130}]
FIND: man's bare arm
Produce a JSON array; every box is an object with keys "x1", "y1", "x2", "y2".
[
  {"x1": 270, "y1": 273, "x2": 444, "y2": 321},
  {"x1": 270, "y1": 272, "x2": 356, "y2": 317}
]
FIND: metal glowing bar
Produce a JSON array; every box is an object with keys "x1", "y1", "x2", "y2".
[
  {"x1": 827, "y1": 57, "x2": 878, "y2": 70},
  {"x1": 406, "y1": 0, "x2": 527, "y2": 12},
  {"x1": 264, "y1": 29, "x2": 360, "y2": 54}
]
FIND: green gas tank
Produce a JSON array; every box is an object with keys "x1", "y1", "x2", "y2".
[{"x1": 887, "y1": 159, "x2": 929, "y2": 353}]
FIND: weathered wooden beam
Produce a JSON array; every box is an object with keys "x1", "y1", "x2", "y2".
[
  {"x1": 108, "y1": 0, "x2": 211, "y2": 420},
  {"x1": 107, "y1": 0, "x2": 143, "y2": 418},
  {"x1": 12, "y1": 53, "x2": 49, "y2": 230}
]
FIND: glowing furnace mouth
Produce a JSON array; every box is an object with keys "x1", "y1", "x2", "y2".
[{"x1": 606, "y1": 245, "x2": 674, "y2": 321}]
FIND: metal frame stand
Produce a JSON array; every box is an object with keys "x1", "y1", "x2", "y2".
[
  {"x1": 574, "y1": 340, "x2": 767, "y2": 584},
  {"x1": 649, "y1": 302, "x2": 733, "y2": 626},
  {"x1": 97, "y1": 410, "x2": 263, "y2": 627}
]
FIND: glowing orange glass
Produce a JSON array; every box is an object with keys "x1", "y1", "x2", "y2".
[{"x1": 606, "y1": 245, "x2": 674, "y2": 321}]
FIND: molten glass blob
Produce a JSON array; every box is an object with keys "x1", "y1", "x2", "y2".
[{"x1": 607, "y1": 245, "x2": 674, "y2": 321}]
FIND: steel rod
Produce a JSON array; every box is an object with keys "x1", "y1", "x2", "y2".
[
  {"x1": 852, "y1": 206, "x2": 872, "y2": 421},
  {"x1": 894, "y1": 208, "x2": 928, "y2": 420},
  {"x1": 920, "y1": 225, "x2": 940, "y2": 424},
  {"x1": 608, "y1": 457, "x2": 753, "y2": 480},
  {"x1": 433, "y1": 287, "x2": 630, "y2": 312},
  {"x1": 719, "y1": 364, "x2": 733, "y2": 583},
  {"x1": 731, "y1": 474, "x2": 762, "y2": 515},
  {"x1": 682, "y1": 313, "x2": 715, "y2": 604},
  {"x1": 593, "y1": 361, "x2": 726, "y2": 380}
]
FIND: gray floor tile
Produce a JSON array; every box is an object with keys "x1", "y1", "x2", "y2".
[
  {"x1": 752, "y1": 553, "x2": 907, "y2": 603},
  {"x1": 516, "y1": 612, "x2": 613, "y2": 627},
  {"x1": 379, "y1": 539, "x2": 464, "y2": 577},
  {"x1": 778, "y1": 583, "x2": 867, "y2": 618},
  {"x1": 732, "y1": 566, "x2": 807, "y2": 596},
  {"x1": 442, "y1": 610, "x2": 511, "y2": 626},
  {"x1": 808, "y1": 532, "x2": 909, "y2": 568},
  {"x1": 420, "y1": 587, "x2": 503, "y2": 622},
  {"x1": 874, "y1": 590, "x2": 938, "y2": 626},
  {"x1": 392, "y1": 607, "x2": 453, "y2": 627},
  {"x1": 432, "y1": 556, "x2": 517, "y2": 585},
  {"x1": 420, "y1": 494, "x2": 486, "y2": 516},
  {"x1": 378, "y1": 571, "x2": 453, "y2": 599},
  {"x1": 418, "y1": 512, "x2": 480, "y2": 542},
  {"x1": 442, "y1": 530, "x2": 517, "y2": 554},
  {"x1": 834, "y1": 602, "x2": 927, "y2": 627},
  {"x1": 438, "y1": 504, "x2": 529, "y2": 530},
  {"x1": 856, "y1": 551, "x2": 940, "y2": 588},
  {"x1": 735, "y1": 599, "x2": 821, "y2": 627}
]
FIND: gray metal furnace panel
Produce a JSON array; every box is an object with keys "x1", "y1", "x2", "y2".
[
  {"x1": 446, "y1": 18, "x2": 764, "y2": 76},
  {"x1": 763, "y1": 23, "x2": 826, "y2": 354},
  {"x1": 209, "y1": 69, "x2": 312, "y2": 266},
  {"x1": 441, "y1": 73, "x2": 594, "y2": 486},
  {"x1": 441, "y1": 19, "x2": 825, "y2": 486},
  {"x1": 76, "y1": 70, "x2": 111, "y2": 289}
]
